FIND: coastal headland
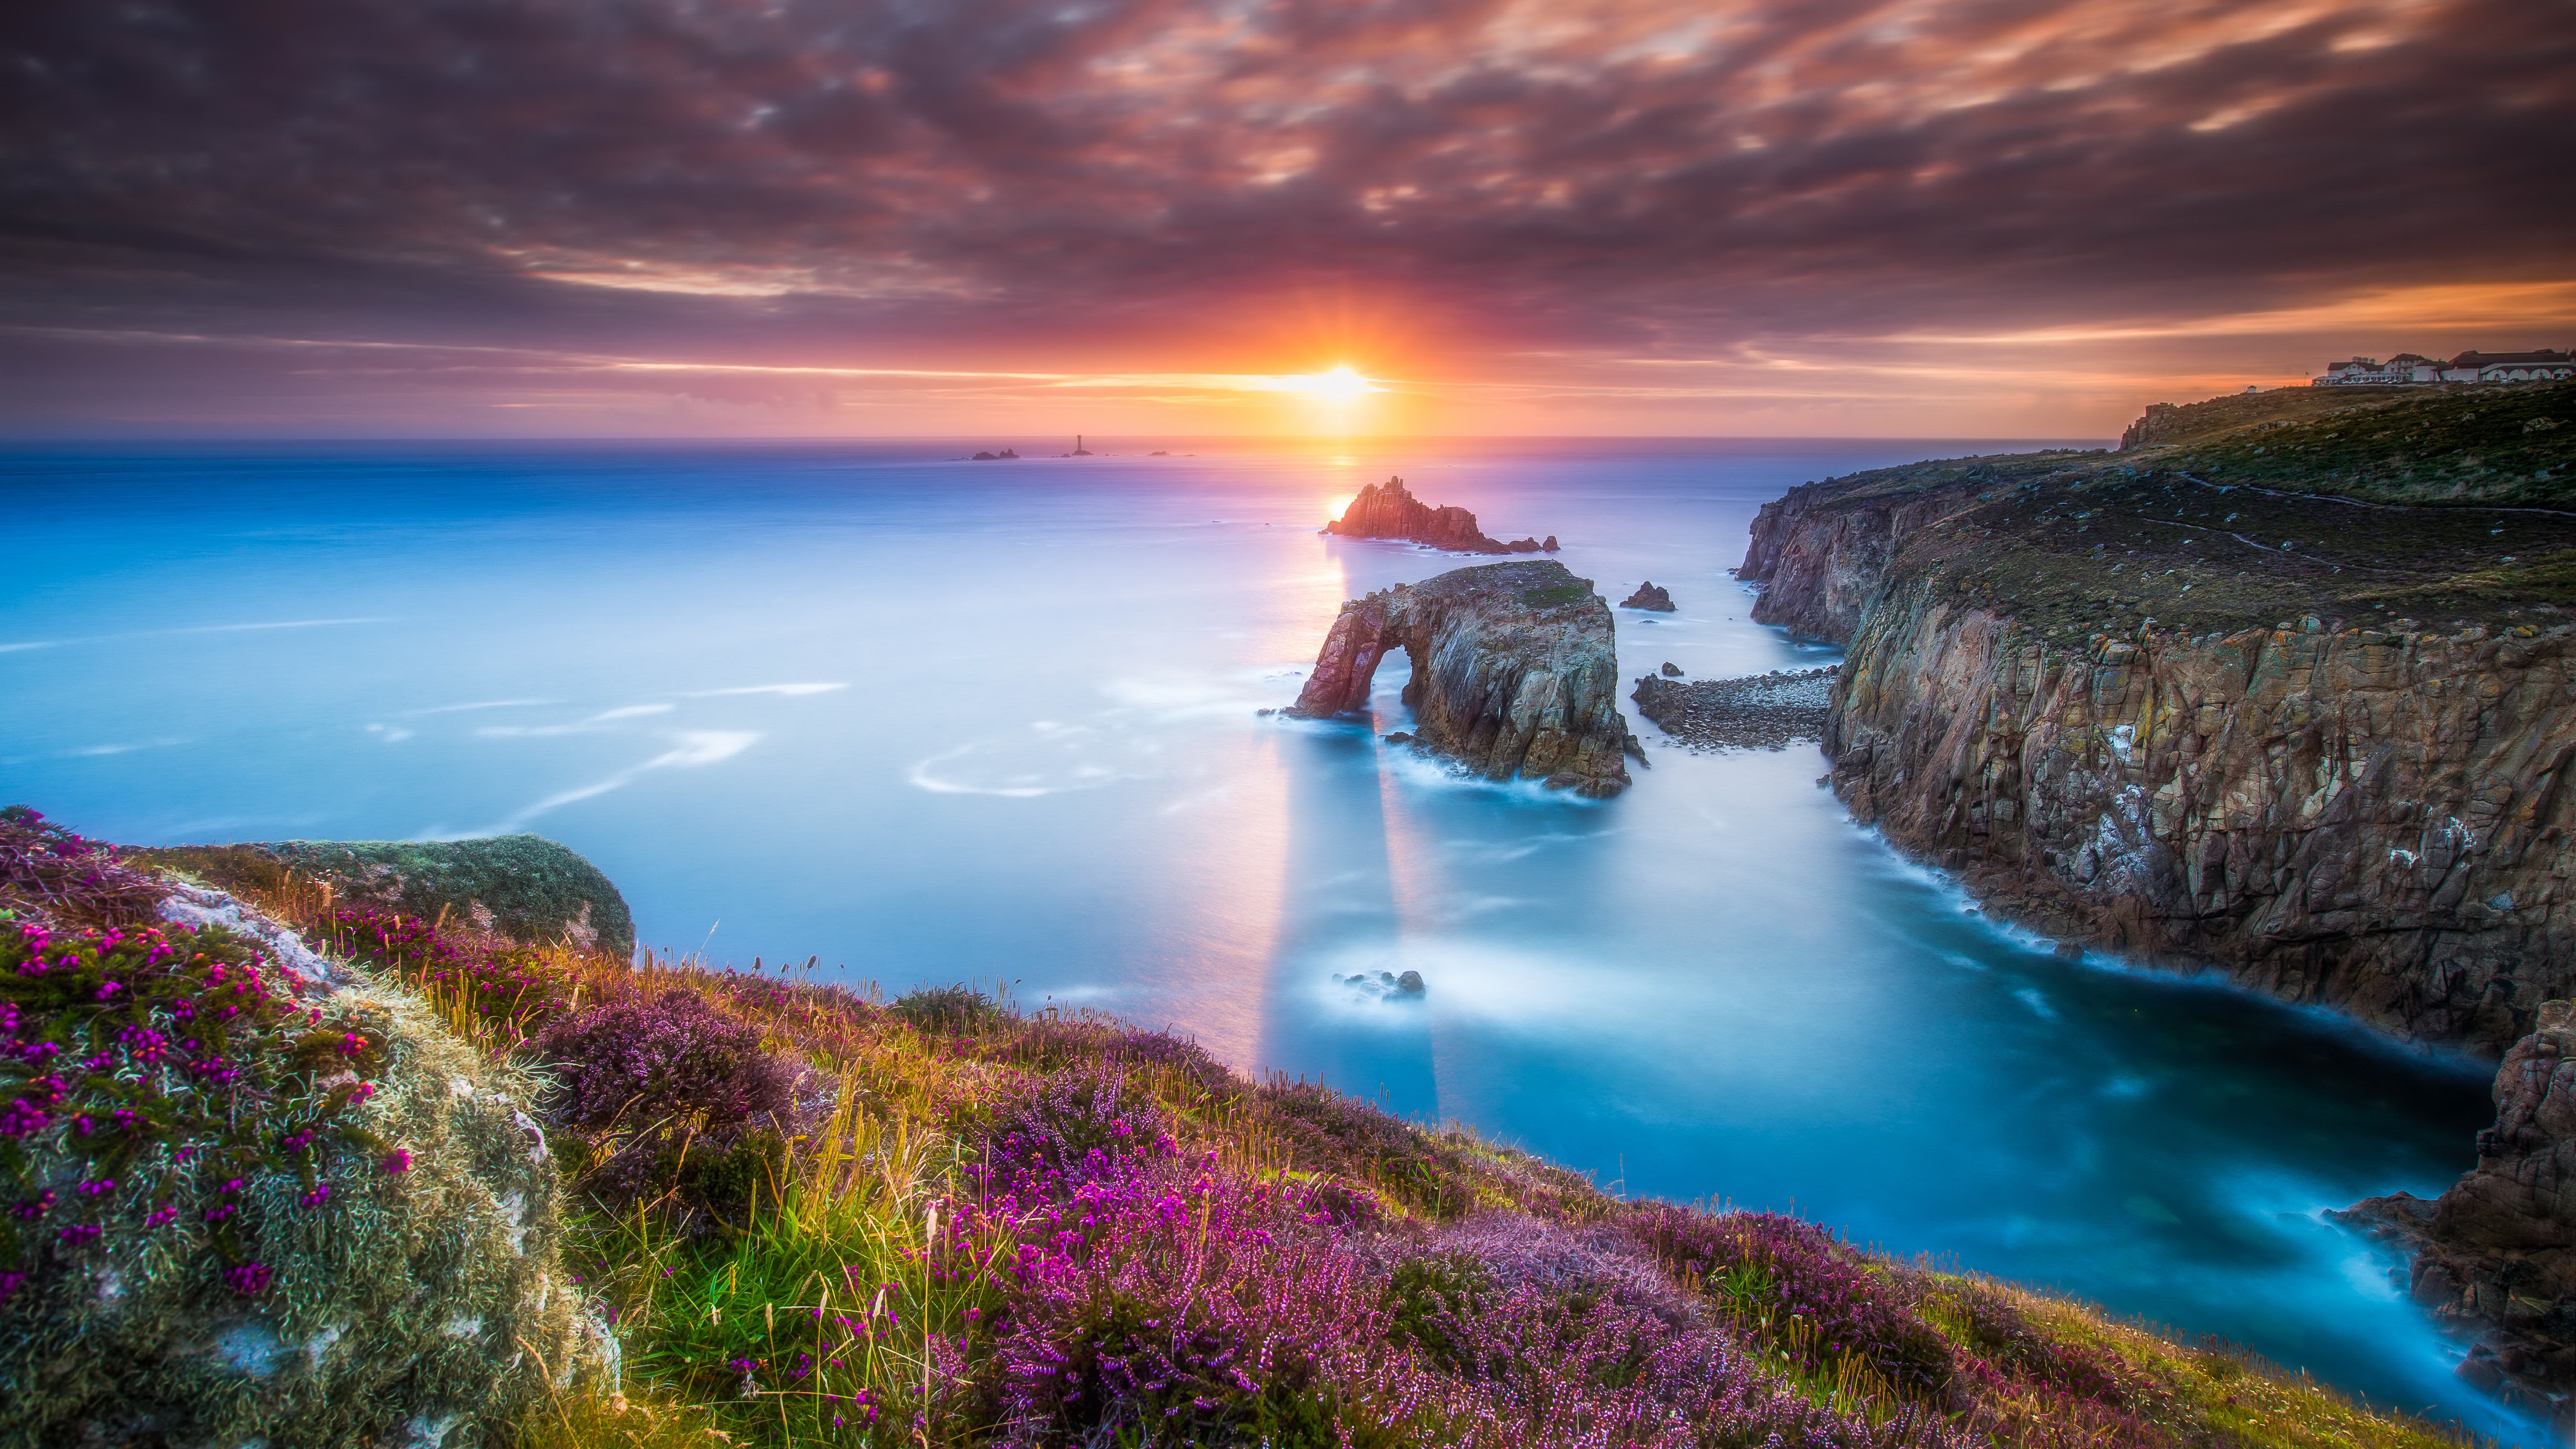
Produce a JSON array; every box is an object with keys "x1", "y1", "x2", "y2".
[
  {"x1": 1736, "y1": 379, "x2": 2576, "y2": 1423},
  {"x1": 1281, "y1": 559, "x2": 1639, "y2": 797},
  {"x1": 1743, "y1": 379, "x2": 2576, "y2": 1054}
]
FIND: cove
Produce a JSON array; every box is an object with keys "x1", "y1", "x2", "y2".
[{"x1": 0, "y1": 437, "x2": 2521, "y2": 1440}]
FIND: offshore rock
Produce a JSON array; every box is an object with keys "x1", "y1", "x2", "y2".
[
  {"x1": 1283, "y1": 560, "x2": 1636, "y2": 797},
  {"x1": 1622, "y1": 582, "x2": 1677, "y2": 611},
  {"x1": 137, "y1": 835, "x2": 636, "y2": 960},
  {"x1": 1324, "y1": 475, "x2": 1524, "y2": 553},
  {"x1": 2337, "y1": 1001, "x2": 2576, "y2": 1425}
]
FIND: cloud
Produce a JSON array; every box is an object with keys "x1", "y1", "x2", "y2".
[{"x1": 0, "y1": 0, "x2": 2567, "y2": 432}]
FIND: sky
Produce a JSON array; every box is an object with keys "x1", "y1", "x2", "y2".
[{"x1": 1, "y1": 0, "x2": 2570, "y2": 438}]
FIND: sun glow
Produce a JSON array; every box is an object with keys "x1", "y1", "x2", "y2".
[{"x1": 1280, "y1": 366, "x2": 1384, "y2": 400}]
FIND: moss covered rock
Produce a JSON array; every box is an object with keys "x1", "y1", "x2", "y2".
[
  {"x1": 141, "y1": 835, "x2": 634, "y2": 961},
  {"x1": 1, "y1": 893, "x2": 594, "y2": 1448}
]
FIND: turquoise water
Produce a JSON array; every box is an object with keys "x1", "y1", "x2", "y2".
[{"x1": 0, "y1": 439, "x2": 2519, "y2": 1438}]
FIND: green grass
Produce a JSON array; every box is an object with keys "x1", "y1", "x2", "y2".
[{"x1": 127, "y1": 860, "x2": 2495, "y2": 1449}]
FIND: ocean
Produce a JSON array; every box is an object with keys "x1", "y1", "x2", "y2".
[{"x1": 0, "y1": 437, "x2": 2522, "y2": 1438}]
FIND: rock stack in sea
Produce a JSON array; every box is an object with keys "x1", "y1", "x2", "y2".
[
  {"x1": 1281, "y1": 560, "x2": 1639, "y2": 797},
  {"x1": 1322, "y1": 476, "x2": 1558, "y2": 555},
  {"x1": 1621, "y1": 582, "x2": 1676, "y2": 611}
]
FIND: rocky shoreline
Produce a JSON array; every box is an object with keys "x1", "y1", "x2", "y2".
[
  {"x1": 1631, "y1": 668, "x2": 1835, "y2": 751},
  {"x1": 2337, "y1": 1001, "x2": 2576, "y2": 1432}
]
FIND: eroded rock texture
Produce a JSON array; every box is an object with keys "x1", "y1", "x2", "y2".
[
  {"x1": 1736, "y1": 387, "x2": 2576, "y2": 1052},
  {"x1": 1285, "y1": 560, "x2": 1636, "y2": 797},
  {"x1": 1828, "y1": 595, "x2": 2576, "y2": 1052},
  {"x1": 2340, "y1": 1001, "x2": 2576, "y2": 1426},
  {"x1": 1324, "y1": 475, "x2": 1555, "y2": 554}
]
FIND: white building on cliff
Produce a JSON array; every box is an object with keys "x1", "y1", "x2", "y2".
[{"x1": 2315, "y1": 349, "x2": 2573, "y2": 385}]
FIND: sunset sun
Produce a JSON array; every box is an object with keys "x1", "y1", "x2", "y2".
[{"x1": 1283, "y1": 366, "x2": 1381, "y2": 401}]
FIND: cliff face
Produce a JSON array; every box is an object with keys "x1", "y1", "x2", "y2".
[
  {"x1": 1744, "y1": 478, "x2": 1969, "y2": 642},
  {"x1": 1740, "y1": 385, "x2": 2576, "y2": 1052},
  {"x1": 2340, "y1": 1002, "x2": 2576, "y2": 1423},
  {"x1": 1830, "y1": 591, "x2": 2576, "y2": 1051},
  {"x1": 1324, "y1": 475, "x2": 1556, "y2": 554},
  {"x1": 1285, "y1": 560, "x2": 1636, "y2": 797}
]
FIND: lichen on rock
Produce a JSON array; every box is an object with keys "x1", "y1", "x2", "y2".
[{"x1": 0, "y1": 809, "x2": 594, "y2": 1448}]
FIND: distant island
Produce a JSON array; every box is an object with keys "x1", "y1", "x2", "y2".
[
  {"x1": 968, "y1": 447, "x2": 1020, "y2": 460},
  {"x1": 1323, "y1": 474, "x2": 1557, "y2": 554}
]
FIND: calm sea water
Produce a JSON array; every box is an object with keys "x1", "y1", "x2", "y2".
[{"x1": 0, "y1": 439, "x2": 2520, "y2": 1438}]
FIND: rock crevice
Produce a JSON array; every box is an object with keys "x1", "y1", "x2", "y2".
[{"x1": 1283, "y1": 560, "x2": 1636, "y2": 797}]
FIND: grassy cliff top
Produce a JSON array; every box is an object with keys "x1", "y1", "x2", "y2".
[{"x1": 1773, "y1": 381, "x2": 2576, "y2": 639}]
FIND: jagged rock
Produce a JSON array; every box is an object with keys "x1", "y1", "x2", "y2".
[
  {"x1": 136, "y1": 836, "x2": 635, "y2": 960},
  {"x1": 1738, "y1": 396, "x2": 2576, "y2": 1052},
  {"x1": 1384, "y1": 731, "x2": 1414, "y2": 744},
  {"x1": 1324, "y1": 476, "x2": 1533, "y2": 554},
  {"x1": 1507, "y1": 538, "x2": 1545, "y2": 553},
  {"x1": 1621, "y1": 582, "x2": 1676, "y2": 611},
  {"x1": 2336, "y1": 1001, "x2": 2576, "y2": 1428},
  {"x1": 1661, "y1": 662, "x2": 1683, "y2": 677},
  {"x1": 1543, "y1": 536, "x2": 1560, "y2": 552},
  {"x1": 1281, "y1": 560, "x2": 1636, "y2": 797}
]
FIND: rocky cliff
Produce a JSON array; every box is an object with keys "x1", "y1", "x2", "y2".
[
  {"x1": 2340, "y1": 1001, "x2": 2576, "y2": 1427},
  {"x1": 1283, "y1": 560, "x2": 1636, "y2": 797},
  {"x1": 1324, "y1": 475, "x2": 1557, "y2": 554},
  {"x1": 1741, "y1": 382, "x2": 2576, "y2": 1051}
]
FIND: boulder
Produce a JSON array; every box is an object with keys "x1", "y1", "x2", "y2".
[{"x1": 1621, "y1": 582, "x2": 1677, "y2": 611}]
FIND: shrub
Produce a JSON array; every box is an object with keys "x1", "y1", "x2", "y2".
[
  {"x1": 536, "y1": 991, "x2": 794, "y2": 1132},
  {"x1": 1629, "y1": 1206, "x2": 1957, "y2": 1394},
  {"x1": 890, "y1": 984, "x2": 1000, "y2": 1034},
  {"x1": 0, "y1": 806, "x2": 163, "y2": 928},
  {"x1": 975, "y1": 1062, "x2": 1171, "y2": 1191},
  {"x1": 533, "y1": 992, "x2": 800, "y2": 1227},
  {"x1": 326, "y1": 905, "x2": 573, "y2": 1044}
]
